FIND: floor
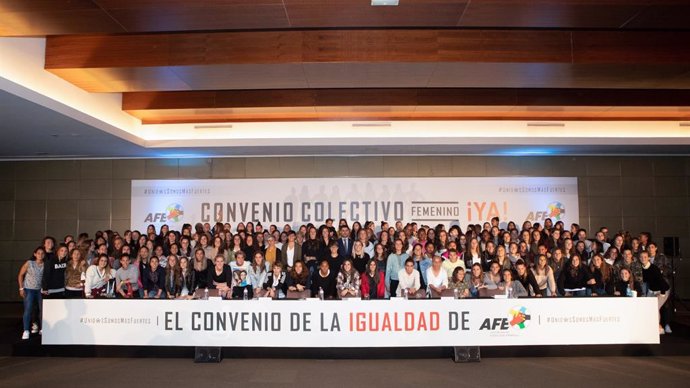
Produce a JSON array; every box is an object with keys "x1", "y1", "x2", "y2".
[{"x1": 1, "y1": 356, "x2": 689, "y2": 388}]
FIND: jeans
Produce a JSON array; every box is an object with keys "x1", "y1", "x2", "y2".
[{"x1": 23, "y1": 289, "x2": 42, "y2": 331}]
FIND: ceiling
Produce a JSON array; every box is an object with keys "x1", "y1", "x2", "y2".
[{"x1": 1, "y1": 1, "x2": 690, "y2": 158}]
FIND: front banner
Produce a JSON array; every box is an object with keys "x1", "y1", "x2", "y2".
[{"x1": 42, "y1": 298, "x2": 659, "y2": 347}]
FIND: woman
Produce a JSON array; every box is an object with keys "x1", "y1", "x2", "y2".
[
  {"x1": 464, "y1": 238, "x2": 482, "y2": 270},
  {"x1": 557, "y1": 255, "x2": 591, "y2": 297},
  {"x1": 311, "y1": 260, "x2": 337, "y2": 299},
  {"x1": 468, "y1": 263, "x2": 485, "y2": 297},
  {"x1": 357, "y1": 228, "x2": 375, "y2": 258},
  {"x1": 324, "y1": 241, "x2": 344, "y2": 276},
  {"x1": 603, "y1": 246, "x2": 619, "y2": 266},
  {"x1": 639, "y1": 250, "x2": 670, "y2": 335},
  {"x1": 336, "y1": 259, "x2": 361, "y2": 298},
  {"x1": 360, "y1": 259, "x2": 385, "y2": 299},
  {"x1": 448, "y1": 267, "x2": 470, "y2": 298},
  {"x1": 198, "y1": 234, "x2": 212, "y2": 260},
  {"x1": 84, "y1": 254, "x2": 116, "y2": 298},
  {"x1": 228, "y1": 234, "x2": 244, "y2": 263},
  {"x1": 301, "y1": 226, "x2": 321, "y2": 274},
  {"x1": 280, "y1": 231, "x2": 301, "y2": 270},
  {"x1": 263, "y1": 261, "x2": 287, "y2": 299},
  {"x1": 351, "y1": 240, "x2": 371, "y2": 275},
  {"x1": 210, "y1": 236, "x2": 228, "y2": 264},
  {"x1": 263, "y1": 235, "x2": 282, "y2": 268},
  {"x1": 550, "y1": 248, "x2": 566, "y2": 281},
  {"x1": 242, "y1": 234, "x2": 259, "y2": 260},
  {"x1": 192, "y1": 247, "x2": 213, "y2": 290},
  {"x1": 588, "y1": 254, "x2": 612, "y2": 296},
  {"x1": 612, "y1": 267, "x2": 643, "y2": 297},
  {"x1": 248, "y1": 252, "x2": 269, "y2": 296},
  {"x1": 397, "y1": 258, "x2": 422, "y2": 298},
  {"x1": 426, "y1": 255, "x2": 448, "y2": 297},
  {"x1": 494, "y1": 245, "x2": 512, "y2": 271},
  {"x1": 372, "y1": 243, "x2": 387, "y2": 274},
  {"x1": 142, "y1": 256, "x2": 166, "y2": 299},
  {"x1": 386, "y1": 239, "x2": 409, "y2": 297},
  {"x1": 178, "y1": 256, "x2": 195, "y2": 299},
  {"x1": 206, "y1": 254, "x2": 232, "y2": 298},
  {"x1": 378, "y1": 230, "x2": 393, "y2": 255},
  {"x1": 532, "y1": 254, "x2": 557, "y2": 296},
  {"x1": 153, "y1": 245, "x2": 167, "y2": 268},
  {"x1": 498, "y1": 268, "x2": 528, "y2": 298},
  {"x1": 435, "y1": 230, "x2": 449, "y2": 257},
  {"x1": 179, "y1": 237, "x2": 192, "y2": 258},
  {"x1": 507, "y1": 242, "x2": 521, "y2": 266},
  {"x1": 64, "y1": 249, "x2": 87, "y2": 298},
  {"x1": 165, "y1": 255, "x2": 181, "y2": 299},
  {"x1": 18, "y1": 247, "x2": 45, "y2": 339},
  {"x1": 483, "y1": 261, "x2": 502, "y2": 290},
  {"x1": 286, "y1": 260, "x2": 311, "y2": 298},
  {"x1": 317, "y1": 226, "x2": 334, "y2": 263},
  {"x1": 41, "y1": 243, "x2": 69, "y2": 298}
]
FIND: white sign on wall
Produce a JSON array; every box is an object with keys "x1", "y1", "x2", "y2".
[
  {"x1": 42, "y1": 298, "x2": 658, "y2": 347},
  {"x1": 130, "y1": 177, "x2": 578, "y2": 231}
]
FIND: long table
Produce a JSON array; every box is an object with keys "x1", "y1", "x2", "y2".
[{"x1": 42, "y1": 297, "x2": 659, "y2": 347}]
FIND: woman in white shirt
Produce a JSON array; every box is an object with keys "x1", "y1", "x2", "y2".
[
  {"x1": 532, "y1": 254, "x2": 557, "y2": 296},
  {"x1": 84, "y1": 254, "x2": 116, "y2": 298},
  {"x1": 397, "y1": 258, "x2": 423, "y2": 298},
  {"x1": 425, "y1": 256, "x2": 448, "y2": 297}
]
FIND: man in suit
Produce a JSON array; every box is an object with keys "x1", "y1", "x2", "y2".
[{"x1": 337, "y1": 225, "x2": 353, "y2": 258}]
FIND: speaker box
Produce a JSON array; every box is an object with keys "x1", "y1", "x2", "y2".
[
  {"x1": 663, "y1": 236, "x2": 680, "y2": 257},
  {"x1": 453, "y1": 346, "x2": 481, "y2": 363},
  {"x1": 194, "y1": 347, "x2": 222, "y2": 363}
]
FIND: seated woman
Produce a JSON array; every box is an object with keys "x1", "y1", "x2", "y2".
[
  {"x1": 206, "y1": 254, "x2": 232, "y2": 298},
  {"x1": 612, "y1": 267, "x2": 643, "y2": 297},
  {"x1": 498, "y1": 268, "x2": 528, "y2": 298},
  {"x1": 360, "y1": 259, "x2": 385, "y2": 299},
  {"x1": 425, "y1": 256, "x2": 448, "y2": 297},
  {"x1": 397, "y1": 258, "x2": 424, "y2": 298},
  {"x1": 336, "y1": 259, "x2": 361, "y2": 299},
  {"x1": 286, "y1": 260, "x2": 311, "y2": 298},
  {"x1": 84, "y1": 253, "x2": 116, "y2": 298},
  {"x1": 557, "y1": 255, "x2": 591, "y2": 297},
  {"x1": 483, "y1": 261, "x2": 502, "y2": 290},
  {"x1": 231, "y1": 269, "x2": 253, "y2": 299},
  {"x1": 515, "y1": 259, "x2": 543, "y2": 297},
  {"x1": 263, "y1": 261, "x2": 287, "y2": 299},
  {"x1": 467, "y1": 263, "x2": 485, "y2": 298},
  {"x1": 588, "y1": 254, "x2": 612, "y2": 296},
  {"x1": 311, "y1": 260, "x2": 337, "y2": 299},
  {"x1": 448, "y1": 267, "x2": 470, "y2": 298},
  {"x1": 532, "y1": 254, "x2": 557, "y2": 297},
  {"x1": 142, "y1": 256, "x2": 166, "y2": 299}
]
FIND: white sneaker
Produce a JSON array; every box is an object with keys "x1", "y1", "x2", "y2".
[
  {"x1": 21, "y1": 330, "x2": 29, "y2": 340},
  {"x1": 664, "y1": 324, "x2": 672, "y2": 334},
  {"x1": 31, "y1": 323, "x2": 38, "y2": 334},
  {"x1": 659, "y1": 327, "x2": 665, "y2": 335}
]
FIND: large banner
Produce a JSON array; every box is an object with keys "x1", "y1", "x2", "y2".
[
  {"x1": 130, "y1": 177, "x2": 578, "y2": 231},
  {"x1": 42, "y1": 298, "x2": 658, "y2": 347}
]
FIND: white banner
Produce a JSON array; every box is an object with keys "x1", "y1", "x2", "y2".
[
  {"x1": 130, "y1": 177, "x2": 578, "y2": 231},
  {"x1": 42, "y1": 298, "x2": 658, "y2": 347}
]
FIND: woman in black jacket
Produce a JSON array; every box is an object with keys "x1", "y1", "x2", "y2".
[
  {"x1": 263, "y1": 262, "x2": 287, "y2": 299},
  {"x1": 557, "y1": 255, "x2": 592, "y2": 297},
  {"x1": 611, "y1": 267, "x2": 643, "y2": 297}
]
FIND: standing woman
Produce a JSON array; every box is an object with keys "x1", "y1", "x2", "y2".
[
  {"x1": 228, "y1": 234, "x2": 243, "y2": 263},
  {"x1": 301, "y1": 226, "x2": 320, "y2": 274},
  {"x1": 64, "y1": 249, "x2": 87, "y2": 298},
  {"x1": 317, "y1": 226, "x2": 333, "y2": 263},
  {"x1": 243, "y1": 234, "x2": 258, "y2": 260},
  {"x1": 18, "y1": 247, "x2": 45, "y2": 339},
  {"x1": 210, "y1": 236, "x2": 228, "y2": 264},
  {"x1": 42, "y1": 243, "x2": 69, "y2": 298},
  {"x1": 249, "y1": 252, "x2": 269, "y2": 297},
  {"x1": 351, "y1": 240, "x2": 371, "y2": 275},
  {"x1": 280, "y1": 231, "x2": 301, "y2": 270},
  {"x1": 372, "y1": 243, "x2": 387, "y2": 274},
  {"x1": 385, "y1": 239, "x2": 409, "y2": 297}
]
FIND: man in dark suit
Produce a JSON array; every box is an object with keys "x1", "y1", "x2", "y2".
[{"x1": 337, "y1": 225, "x2": 353, "y2": 258}]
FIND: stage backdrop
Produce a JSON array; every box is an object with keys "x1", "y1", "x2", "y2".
[
  {"x1": 130, "y1": 177, "x2": 578, "y2": 231},
  {"x1": 42, "y1": 298, "x2": 659, "y2": 347}
]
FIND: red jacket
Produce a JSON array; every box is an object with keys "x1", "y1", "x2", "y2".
[{"x1": 360, "y1": 271, "x2": 385, "y2": 299}]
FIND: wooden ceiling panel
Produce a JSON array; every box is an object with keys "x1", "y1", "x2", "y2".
[
  {"x1": 0, "y1": 9, "x2": 124, "y2": 36},
  {"x1": 302, "y1": 63, "x2": 438, "y2": 89},
  {"x1": 284, "y1": 0, "x2": 469, "y2": 27},
  {"x1": 458, "y1": 0, "x2": 647, "y2": 28},
  {"x1": 624, "y1": 3, "x2": 690, "y2": 29},
  {"x1": 169, "y1": 64, "x2": 309, "y2": 90},
  {"x1": 572, "y1": 31, "x2": 690, "y2": 64},
  {"x1": 48, "y1": 67, "x2": 191, "y2": 93}
]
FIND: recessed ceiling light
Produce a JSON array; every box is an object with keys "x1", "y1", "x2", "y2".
[
  {"x1": 194, "y1": 124, "x2": 234, "y2": 129},
  {"x1": 526, "y1": 122, "x2": 565, "y2": 127},
  {"x1": 679, "y1": 122, "x2": 690, "y2": 127},
  {"x1": 352, "y1": 122, "x2": 392, "y2": 127},
  {"x1": 371, "y1": 0, "x2": 399, "y2": 6}
]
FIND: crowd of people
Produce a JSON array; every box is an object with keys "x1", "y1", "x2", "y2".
[{"x1": 18, "y1": 217, "x2": 673, "y2": 340}]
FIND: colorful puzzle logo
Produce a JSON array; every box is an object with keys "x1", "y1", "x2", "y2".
[
  {"x1": 166, "y1": 203, "x2": 184, "y2": 222},
  {"x1": 547, "y1": 201, "x2": 566, "y2": 221},
  {"x1": 509, "y1": 306, "x2": 531, "y2": 329}
]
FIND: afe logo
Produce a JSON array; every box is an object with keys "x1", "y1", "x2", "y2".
[
  {"x1": 144, "y1": 203, "x2": 184, "y2": 223},
  {"x1": 479, "y1": 306, "x2": 531, "y2": 331}
]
